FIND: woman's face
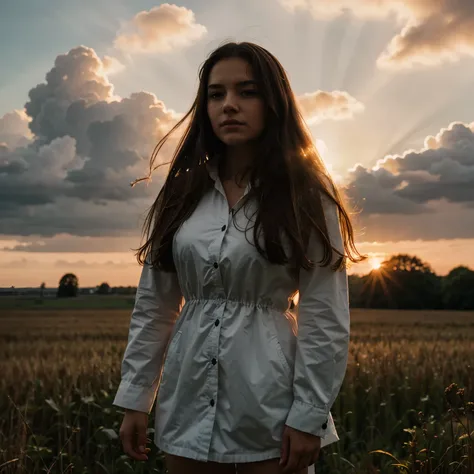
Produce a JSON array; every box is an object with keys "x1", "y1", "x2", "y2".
[{"x1": 207, "y1": 57, "x2": 265, "y2": 147}]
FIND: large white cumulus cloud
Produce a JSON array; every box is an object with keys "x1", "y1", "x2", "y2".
[{"x1": 0, "y1": 46, "x2": 180, "y2": 236}]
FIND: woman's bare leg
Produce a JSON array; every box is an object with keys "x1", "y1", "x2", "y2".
[
  {"x1": 236, "y1": 458, "x2": 308, "y2": 474},
  {"x1": 164, "y1": 453, "x2": 236, "y2": 474}
]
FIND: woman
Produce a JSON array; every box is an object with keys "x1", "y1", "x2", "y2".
[{"x1": 113, "y1": 41, "x2": 367, "y2": 474}]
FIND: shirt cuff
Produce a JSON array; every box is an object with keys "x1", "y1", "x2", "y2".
[
  {"x1": 285, "y1": 399, "x2": 330, "y2": 438},
  {"x1": 112, "y1": 380, "x2": 156, "y2": 414}
]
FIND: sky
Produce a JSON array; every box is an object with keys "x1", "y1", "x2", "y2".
[{"x1": 1, "y1": 0, "x2": 474, "y2": 288}]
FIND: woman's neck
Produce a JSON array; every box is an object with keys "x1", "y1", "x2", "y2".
[{"x1": 219, "y1": 144, "x2": 256, "y2": 186}]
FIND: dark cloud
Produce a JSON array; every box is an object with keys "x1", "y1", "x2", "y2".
[
  {"x1": 344, "y1": 165, "x2": 430, "y2": 215},
  {"x1": 0, "y1": 46, "x2": 179, "y2": 236},
  {"x1": 0, "y1": 196, "x2": 151, "y2": 237},
  {"x1": 344, "y1": 121, "x2": 474, "y2": 238},
  {"x1": 1, "y1": 235, "x2": 138, "y2": 253},
  {"x1": 346, "y1": 121, "x2": 474, "y2": 213}
]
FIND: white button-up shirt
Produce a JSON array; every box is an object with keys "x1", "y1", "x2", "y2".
[{"x1": 113, "y1": 161, "x2": 350, "y2": 464}]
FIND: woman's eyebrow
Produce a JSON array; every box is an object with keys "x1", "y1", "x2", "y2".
[{"x1": 208, "y1": 80, "x2": 257, "y2": 89}]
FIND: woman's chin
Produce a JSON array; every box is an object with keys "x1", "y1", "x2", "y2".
[{"x1": 220, "y1": 135, "x2": 253, "y2": 147}]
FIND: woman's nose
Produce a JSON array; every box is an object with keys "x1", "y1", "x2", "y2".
[{"x1": 223, "y1": 93, "x2": 239, "y2": 112}]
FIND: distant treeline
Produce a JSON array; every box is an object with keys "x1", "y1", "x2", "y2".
[
  {"x1": 24, "y1": 253, "x2": 474, "y2": 311},
  {"x1": 347, "y1": 254, "x2": 474, "y2": 310}
]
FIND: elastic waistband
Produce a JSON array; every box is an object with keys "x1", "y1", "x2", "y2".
[{"x1": 184, "y1": 297, "x2": 287, "y2": 311}]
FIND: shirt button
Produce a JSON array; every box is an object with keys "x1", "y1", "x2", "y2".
[
  {"x1": 213, "y1": 262, "x2": 218, "y2": 268},
  {"x1": 214, "y1": 319, "x2": 220, "y2": 326},
  {"x1": 211, "y1": 358, "x2": 217, "y2": 365},
  {"x1": 221, "y1": 225, "x2": 226, "y2": 231},
  {"x1": 210, "y1": 399, "x2": 215, "y2": 407}
]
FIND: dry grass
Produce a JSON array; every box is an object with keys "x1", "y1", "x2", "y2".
[{"x1": 1, "y1": 307, "x2": 473, "y2": 473}]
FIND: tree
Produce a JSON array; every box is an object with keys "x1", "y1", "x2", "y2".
[
  {"x1": 348, "y1": 274, "x2": 364, "y2": 308},
  {"x1": 40, "y1": 282, "x2": 46, "y2": 299},
  {"x1": 57, "y1": 273, "x2": 79, "y2": 298},
  {"x1": 442, "y1": 266, "x2": 474, "y2": 310},
  {"x1": 360, "y1": 254, "x2": 443, "y2": 310},
  {"x1": 97, "y1": 282, "x2": 111, "y2": 295}
]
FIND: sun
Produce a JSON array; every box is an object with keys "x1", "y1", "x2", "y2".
[{"x1": 370, "y1": 258, "x2": 382, "y2": 271}]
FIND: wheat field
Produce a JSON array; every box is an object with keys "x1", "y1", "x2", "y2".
[{"x1": 1, "y1": 306, "x2": 473, "y2": 473}]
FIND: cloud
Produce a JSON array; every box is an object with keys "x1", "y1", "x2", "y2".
[
  {"x1": 0, "y1": 39, "x2": 363, "y2": 243},
  {"x1": 280, "y1": 0, "x2": 474, "y2": 68},
  {"x1": 1, "y1": 234, "x2": 138, "y2": 253},
  {"x1": 0, "y1": 109, "x2": 33, "y2": 149},
  {"x1": 114, "y1": 4, "x2": 207, "y2": 54},
  {"x1": 102, "y1": 55, "x2": 126, "y2": 76},
  {"x1": 0, "y1": 45, "x2": 181, "y2": 237},
  {"x1": 0, "y1": 257, "x2": 135, "y2": 270},
  {"x1": 53, "y1": 259, "x2": 136, "y2": 269},
  {"x1": 353, "y1": 199, "x2": 474, "y2": 243},
  {"x1": 344, "y1": 121, "x2": 474, "y2": 216},
  {"x1": 1, "y1": 27, "x2": 472, "y2": 248},
  {"x1": 0, "y1": 195, "x2": 154, "y2": 238},
  {"x1": 297, "y1": 90, "x2": 364, "y2": 124}
]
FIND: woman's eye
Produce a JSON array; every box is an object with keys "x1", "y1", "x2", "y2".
[
  {"x1": 242, "y1": 89, "x2": 258, "y2": 96},
  {"x1": 209, "y1": 92, "x2": 223, "y2": 99}
]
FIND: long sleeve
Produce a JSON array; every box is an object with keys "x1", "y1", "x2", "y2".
[
  {"x1": 285, "y1": 194, "x2": 350, "y2": 437},
  {"x1": 113, "y1": 258, "x2": 183, "y2": 414}
]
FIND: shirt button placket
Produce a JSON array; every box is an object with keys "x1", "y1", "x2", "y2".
[
  {"x1": 209, "y1": 309, "x2": 222, "y2": 411},
  {"x1": 210, "y1": 314, "x2": 221, "y2": 406},
  {"x1": 207, "y1": 206, "x2": 232, "y2": 416},
  {"x1": 209, "y1": 218, "x2": 226, "y2": 414}
]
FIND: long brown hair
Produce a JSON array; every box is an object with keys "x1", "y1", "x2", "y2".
[{"x1": 133, "y1": 41, "x2": 367, "y2": 273}]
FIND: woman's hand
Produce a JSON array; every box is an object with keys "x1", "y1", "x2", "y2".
[
  {"x1": 119, "y1": 409, "x2": 150, "y2": 461},
  {"x1": 279, "y1": 425, "x2": 321, "y2": 473}
]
